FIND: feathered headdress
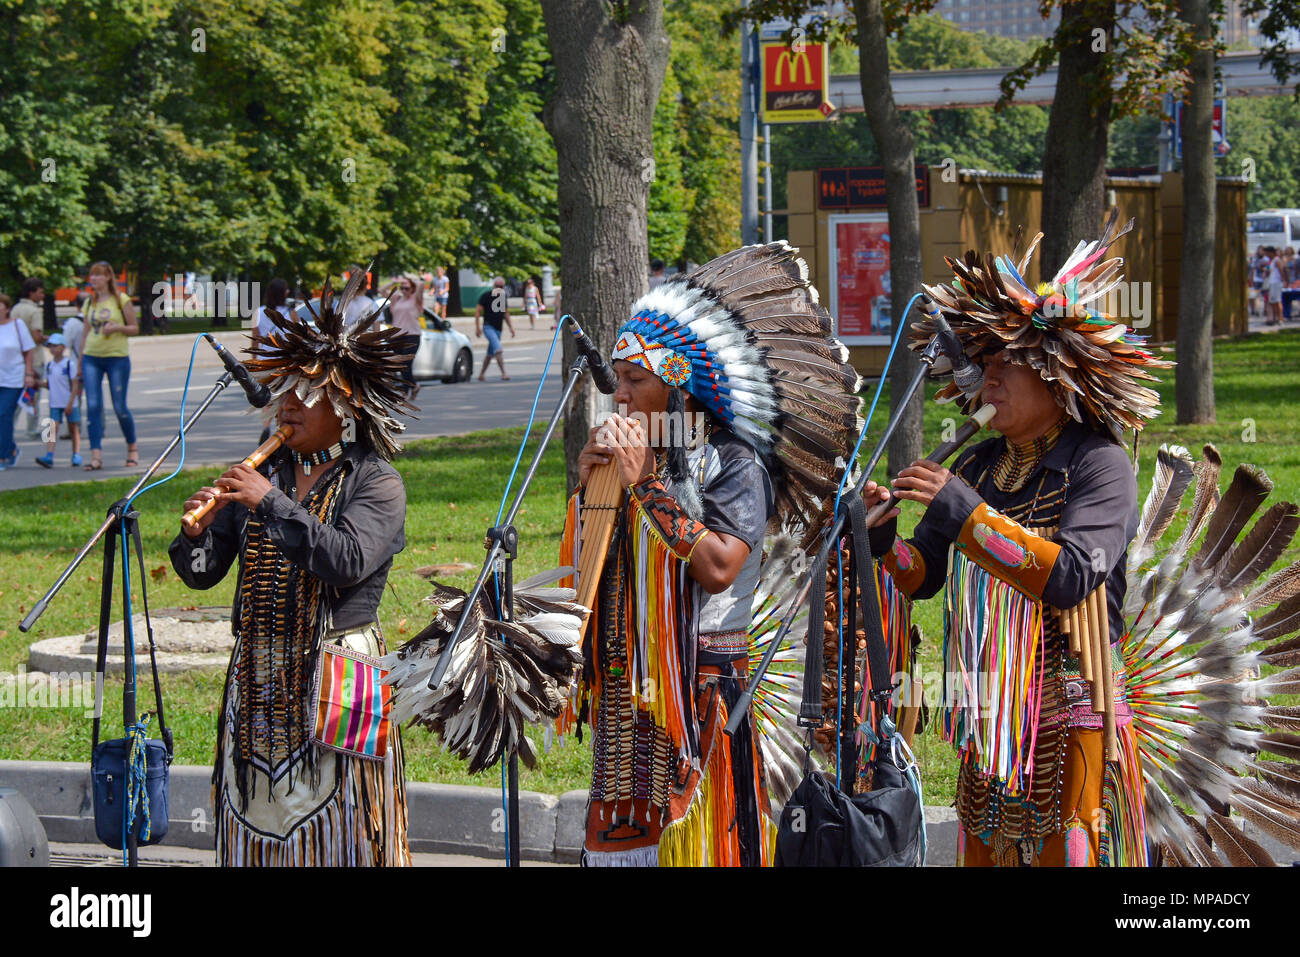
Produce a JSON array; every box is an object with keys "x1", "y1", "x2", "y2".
[
  {"x1": 911, "y1": 210, "x2": 1172, "y2": 440},
  {"x1": 612, "y1": 241, "x2": 863, "y2": 530},
  {"x1": 245, "y1": 269, "x2": 414, "y2": 459}
]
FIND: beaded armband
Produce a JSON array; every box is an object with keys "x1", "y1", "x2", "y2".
[{"x1": 629, "y1": 477, "x2": 710, "y2": 562}]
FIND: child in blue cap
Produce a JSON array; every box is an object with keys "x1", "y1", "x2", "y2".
[{"x1": 36, "y1": 333, "x2": 82, "y2": 467}]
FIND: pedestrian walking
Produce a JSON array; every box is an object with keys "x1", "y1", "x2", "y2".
[
  {"x1": 384, "y1": 273, "x2": 424, "y2": 399},
  {"x1": 79, "y1": 260, "x2": 139, "y2": 470},
  {"x1": 62, "y1": 296, "x2": 87, "y2": 436},
  {"x1": 0, "y1": 293, "x2": 37, "y2": 470},
  {"x1": 12, "y1": 277, "x2": 47, "y2": 439},
  {"x1": 35, "y1": 334, "x2": 81, "y2": 468},
  {"x1": 475, "y1": 276, "x2": 515, "y2": 381},
  {"x1": 1266, "y1": 248, "x2": 1285, "y2": 326},
  {"x1": 523, "y1": 276, "x2": 542, "y2": 330},
  {"x1": 432, "y1": 266, "x2": 450, "y2": 320}
]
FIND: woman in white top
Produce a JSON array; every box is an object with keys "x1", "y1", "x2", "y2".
[
  {"x1": 1266, "y1": 252, "x2": 1286, "y2": 326},
  {"x1": 0, "y1": 293, "x2": 37, "y2": 469}
]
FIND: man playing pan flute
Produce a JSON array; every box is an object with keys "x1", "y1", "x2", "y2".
[
  {"x1": 861, "y1": 213, "x2": 1171, "y2": 866},
  {"x1": 558, "y1": 242, "x2": 862, "y2": 866},
  {"x1": 167, "y1": 274, "x2": 415, "y2": 866}
]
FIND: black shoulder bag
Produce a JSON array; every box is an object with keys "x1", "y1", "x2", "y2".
[{"x1": 774, "y1": 491, "x2": 924, "y2": 867}]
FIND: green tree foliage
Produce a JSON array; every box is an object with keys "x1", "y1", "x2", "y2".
[
  {"x1": 647, "y1": 65, "x2": 694, "y2": 265},
  {"x1": 448, "y1": 0, "x2": 560, "y2": 278},
  {"x1": 0, "y1": 1, "x2": 109, "y2": 288},
  {"x1": 664, "y1": 0, "x2": 741, "y2": 265}
]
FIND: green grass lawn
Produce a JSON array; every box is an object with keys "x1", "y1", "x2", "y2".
[{"x1": 1, "y1": 330, "x2": 1297, "y2": 804}]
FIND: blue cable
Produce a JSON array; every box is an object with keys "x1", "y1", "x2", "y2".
[
  {"x1": 113, "y1": 335, "x2": 205, "y2": 864},
  {"x1": 492, "y1": 318, "x2": 567, "y2": 865},
  {"x1": 829, "y1": 293, "x2": 921, "y2": 792}
]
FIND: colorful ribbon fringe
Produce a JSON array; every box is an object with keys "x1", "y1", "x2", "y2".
[{"x1": 941, "y1": 546, "x2": 1045, "y2": 793}]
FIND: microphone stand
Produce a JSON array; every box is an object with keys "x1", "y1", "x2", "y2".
[
  {"x1": 426, "y1": 353, "x2": 594, "y2": 867},
  {"x1": 20, "y1": 369, "x2": 239, "y2": 867},
  {"x1": 726, "y1": 333, "x2": 945, "y2": 737}
]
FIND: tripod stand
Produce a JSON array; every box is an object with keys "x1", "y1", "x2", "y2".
[{"x1": 21, "y1": 369, "x2": 240, "y2": 865}]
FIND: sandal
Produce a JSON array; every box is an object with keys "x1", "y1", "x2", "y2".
[
  {"x1": 125, "y1": 447, "x2": 140, "y2": 468},
  {"x1": 83, "y1": 455, "x2": 104, "y2": 471}
]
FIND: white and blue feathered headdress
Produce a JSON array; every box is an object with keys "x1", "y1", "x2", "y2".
[{"x1": 611, "y1": 242, "x2": 862, "y2": 530}]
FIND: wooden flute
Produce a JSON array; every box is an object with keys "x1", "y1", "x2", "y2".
[
  {"x1": 181, "y1": 424, "x2": 295, "y2": 528},
  {"x1": 863, "y1": 402, "x2": 997, "y2": 526}
]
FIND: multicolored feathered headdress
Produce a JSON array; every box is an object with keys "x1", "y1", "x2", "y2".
[
  {"x1": 911, "y1": 210, "x2": 1172, "y2": 439},
  {"x1": 612, "y1": 242, "x2": 862, "y2": 529},
  {"x1": 245, "y1": 270, "x2": 414, "y2": 459}
]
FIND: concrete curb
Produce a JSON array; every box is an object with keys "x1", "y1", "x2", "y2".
[{"x1": 0, "y1": 759, "x2": 959, "y2": 865}]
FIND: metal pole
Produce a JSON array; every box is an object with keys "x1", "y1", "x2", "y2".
[
  {"x1": 763, "y1": 123, "x2": 774, "y2": 243},
  {"x1": 741, "y1": 13, "x2": 759, "y2": 245},
  {"x1": 427, "y1": 357, "x2": 591, "y2": 690}
]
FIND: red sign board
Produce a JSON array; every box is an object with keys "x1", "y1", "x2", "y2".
[
  {"x1": 834, "y1": 220, "x2": 892, "y2": 339},
  {"x1": 761, "y1": 42, "x2": 832, "y2": 123}
]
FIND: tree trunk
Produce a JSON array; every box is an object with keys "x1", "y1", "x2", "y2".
[
  {"x1": 541, "y1": 0, "x2": 671, "y2": 492},
  {"x1": 1176, "y1": 0, "x2": 1217, "y2": 424},
  {"x1": 1039, "y1": 0, "x2": 1115, "y2": 277},
  {"x1": 447, "y1": 268, "x2": 464, "y2": 318},
  {"x1": 855, "y1": 0, "x2": 923, "y2": 477}
]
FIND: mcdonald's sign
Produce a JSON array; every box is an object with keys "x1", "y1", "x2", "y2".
[{"x1": 761, "y1": 41, "x2": 833, "y2": 124}]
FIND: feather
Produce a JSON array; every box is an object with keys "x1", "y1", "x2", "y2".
[
  {"x1": 1192, "y1": 464, "x2": 1273, "y2": 572},
  {"x1": 1244, "y1": 560, "x2": 1300, "y2": 613},
  {"x1": 1216, "y1": 502, "x2": 1300, "y2": 595},
  {"x1": 1176, "y1": 445, "x2": 1223, "y2": 553},
  {"x1": 1132, "y1": 444, "x2": 1194, "y2": 563},
  {"x1": 1206, "y1": 813, "x2": 1276, "y2": 866},
  {"x1": 1254, "y1": 593, "x2": 1300, "y2": 642}
]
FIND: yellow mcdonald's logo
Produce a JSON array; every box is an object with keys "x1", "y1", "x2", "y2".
[{"x1": 774, "y1": 48, "x2": 813, "y2": 87}]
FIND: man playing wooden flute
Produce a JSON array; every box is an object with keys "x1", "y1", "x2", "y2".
[
  {"x1": 557, "y1": 242, "x2": 862, "y2": 866},
  {"x1": 862, "y1": 213, "x2": 1171, "y2": 866},
  {"x1": 167, "y1": 273, "x2": 415, "y2": 866}
]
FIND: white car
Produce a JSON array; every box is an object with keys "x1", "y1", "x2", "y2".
[{"x1": 293, "y1": 298, "x2": 474, "y2": 384}]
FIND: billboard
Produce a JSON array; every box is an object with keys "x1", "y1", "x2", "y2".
[
  {"x1": 760, "y1": 40, "x2": 834, "y2": 124},
  {"x1": 831, "y1": 215, "x2": 892, "y2": 343}
]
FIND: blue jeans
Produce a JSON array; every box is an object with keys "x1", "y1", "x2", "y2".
[
  {"x1": 0, "y1": 386, "x2": 19, "y2": 460},
  {"x1": 483, "y1": 324, "x2": 503, "y2": 357},
  {"x1": 82, "y1": 354, "x2": 137, "y2": 450}
]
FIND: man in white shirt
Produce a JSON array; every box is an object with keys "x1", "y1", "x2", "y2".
[{"x1": 12, "y1": 278, "x2": 46, "y2": 438}]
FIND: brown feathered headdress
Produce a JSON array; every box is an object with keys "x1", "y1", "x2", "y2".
[
  {"x1": 245, "y1": 269, "x2": 414, "y2": 459},
  {"x1": 911, "y1": 210, "x2": 1172, "y2": 440}
]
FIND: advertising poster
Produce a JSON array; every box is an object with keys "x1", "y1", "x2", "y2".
[{"x1": 833, "y1": 218, "x2": 891, "y2": 341}]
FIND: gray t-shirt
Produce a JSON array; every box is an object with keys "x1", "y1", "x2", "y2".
[{"x1": 668, "y1": 428, "x2": 774, "y2": 651}]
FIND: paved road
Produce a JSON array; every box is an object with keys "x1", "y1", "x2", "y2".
[{"x1": 0, "y1": 318, "x2": 568, "y2": 493}]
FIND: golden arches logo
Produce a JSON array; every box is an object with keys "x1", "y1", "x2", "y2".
[{"x1": 773, "y1": 48, "x2": 813, "y2": 87}]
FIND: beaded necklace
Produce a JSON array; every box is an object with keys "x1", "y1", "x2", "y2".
[
  {"x1": 991, "y1": 416, "x2": 1067, "y2": 494},
  {"x1": 291, "y1": 440, "x2": 349, "y2": 475}
]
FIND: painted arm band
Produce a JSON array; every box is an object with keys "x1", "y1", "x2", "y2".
[
  {"x1": 630, "y1": 477, "x2": 710, "y2": 562},
  {"x1": 955, "y1": 502, "x2": 1061, "y2": 599}
]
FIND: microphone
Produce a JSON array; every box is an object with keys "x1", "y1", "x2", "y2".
[
  {"x1": 203, "y1": 334, "x2": 272, "y2": 408},
  {"x1": 566, "y1": 317, "x2": 618, "y2": 395},
  {"x1": 924, "y1": 299, "x2": 984, "y2": 400}
]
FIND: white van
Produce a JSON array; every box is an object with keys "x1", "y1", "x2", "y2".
[{"x1": 1248, "y1": 209, "x2": 1300, "y2": 253}]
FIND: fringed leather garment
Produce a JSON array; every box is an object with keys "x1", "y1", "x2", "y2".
[
  {"x1": 557, "y1": 446, "x2": 776, "y2": 867},
  {"x1": 945, "y1": 430, "x2": 1143, "y2": 866},
  {"x1": 212, "y1": 462, "x2": 410, "y2": 867}
]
